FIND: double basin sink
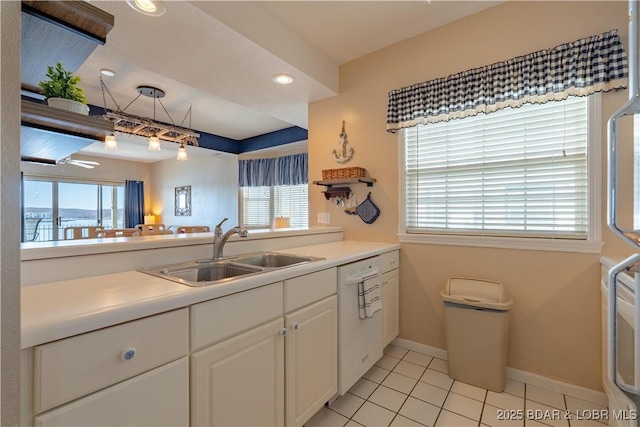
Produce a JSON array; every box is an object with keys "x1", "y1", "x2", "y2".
[{"x1": 138, "y1": 252, "x2": 325, "y2": 287}]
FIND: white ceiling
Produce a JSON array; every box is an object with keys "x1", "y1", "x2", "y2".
[{"x1": 76, "y1": 0, "x2": 502, "y2": 161}]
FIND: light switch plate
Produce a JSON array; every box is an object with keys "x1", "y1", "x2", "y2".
[{"x1": 318, "y1": 212, "x2": 331, "y2": 224}]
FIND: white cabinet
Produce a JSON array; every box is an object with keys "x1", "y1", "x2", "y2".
[
  {"x1": 190, "y1": 282, "x2": 284, "y2": 427},
  {"x1": 24, "y1": 257, "x2": 387, "y2": 427},
  {"x1": 285, "y1": 295, "x2": 337, "y2": 427},
  {"x1": 191, "y1": 318, "x2": 285, "y2": 427},
  {"x1": 380, "y1": 251, "x2": 400, "y2": 346},
  {"x1": 35, "y1": 358, "x2": 189, "y2": 427},
  {"x1": 191, "y1": 269, "x2": 338, "y2": 427},
  {"x1": 29, "y1": 309, "x2": 189, "y2": 426}
]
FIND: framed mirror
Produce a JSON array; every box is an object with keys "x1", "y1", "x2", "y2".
[{"x1": 175, "y1": 185, "x2": 191, "y2": 216}]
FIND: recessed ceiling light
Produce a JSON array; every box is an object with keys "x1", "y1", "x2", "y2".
[
  {"x1": 272, "y1": 73, "x2": 294, "y2": 85},
  {"x1": 100, "y1": 69, "x2": 116, "y2": 77},
  {"x1": 126, "y1": 0, "x2": 166, "y2": 17}
]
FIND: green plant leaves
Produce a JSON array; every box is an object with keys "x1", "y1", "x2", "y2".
[{"x1": 38, "y1": 61, "x2": 88, "y2": 104}]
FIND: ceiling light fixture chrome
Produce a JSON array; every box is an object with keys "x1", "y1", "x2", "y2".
[
  {"x1": 272, "y1": 73, "x2": 294, "y2": 85},
  {"x1": 126, "y1": 0, "x2": 166, "y2": 17},
  {"x1": 99, "y1": 76, "x2": 199, "y2": 160}
]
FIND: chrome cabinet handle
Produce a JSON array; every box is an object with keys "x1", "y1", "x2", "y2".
[
  {"x1": 279, "y1": 328, "x2": 287, "y2": 337},
  {"x1": 292, "y1": 323, "x2": 299, "y2": 331}
]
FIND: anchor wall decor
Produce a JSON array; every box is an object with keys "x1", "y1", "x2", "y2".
[{"x1": 332, "y1": 120, "x2": 354, "y2": 163}]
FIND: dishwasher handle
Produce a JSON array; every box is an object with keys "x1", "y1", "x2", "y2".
[{"x1": 345, "y1": 271, "x2": 379, "y2": 286}]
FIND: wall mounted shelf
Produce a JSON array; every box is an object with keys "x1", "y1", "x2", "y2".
[
  {"x1": 321, "y1": 186, "x2": 351, "y2": 200},
  {"x1": 313, "y1": 177, "x2": 376, "y2": 188}
]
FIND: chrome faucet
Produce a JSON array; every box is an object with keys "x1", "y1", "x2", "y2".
[{"x1": 213, "y1": 218, "x2": 248, "y2": 259}]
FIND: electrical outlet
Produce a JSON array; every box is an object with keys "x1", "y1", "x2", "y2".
[{"x1": 318, "y1": 212, "x2": 331, "y2": 224}]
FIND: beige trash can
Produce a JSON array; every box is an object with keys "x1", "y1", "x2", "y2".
[{"x1": 441, "y1": 277, "x2": 513, "y2": 392}]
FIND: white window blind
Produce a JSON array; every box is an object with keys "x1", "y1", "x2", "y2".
[
  {"x1": 275, "y1": 184, "x2": 308, "y2": 228},
  {"x1": 241, "y1": 184, "x2": 309, "y2": 229},
  {"x1": 405, "y1": 96, "x2": 589, "y2": 239},
  {"x1": 241, "y1": 186, "x2": 271, "y2": 228}
]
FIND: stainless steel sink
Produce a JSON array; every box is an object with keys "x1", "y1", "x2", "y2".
[
  {"x1": 138, "y1": 260, "x2": 263, "y2": 287},
  {"x1": 233, "y1": 252, "x2": 324, "y2": 268},
  {"x1": 138, "y1": 251, "x2": 324, "y2": 287}
]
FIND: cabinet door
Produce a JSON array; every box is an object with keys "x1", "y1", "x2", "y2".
[
  {"x1": 191, "y1": 318, "x2": 285, "y2": 427},
  {"x1": 382, "y1": 269, "x2": 399, "y2": 346},
  {"x1": 285, "y1": 295, "x2": 338, "y2": 427},
  {"x1": 35, "y1": 357, "x2": 188, "y2": 427}
]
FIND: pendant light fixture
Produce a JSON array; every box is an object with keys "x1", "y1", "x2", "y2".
[
  {"x1": 104, "y1": 134, "x2": 118, "y2": 150},
  {"x1": 100, "y1": 77, "x2": 200, "y2": 161},
  {"x1": 148, "y1": 135, "x2": 161, "y2": 151},
  {"x1": 145, "y1": 86, "x2": 162, "y2": 152},
  {"x1": 177, "y1": 143, "x2": 188, "y2": 161}
]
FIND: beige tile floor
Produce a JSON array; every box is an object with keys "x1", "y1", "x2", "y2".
[{"x1": 305, "y1": 345, "x2": 608, "y2": 427}]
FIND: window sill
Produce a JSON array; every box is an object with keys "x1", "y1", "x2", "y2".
[{"x1": 398, "y1": 233, "x2": 603, "y2": 254}]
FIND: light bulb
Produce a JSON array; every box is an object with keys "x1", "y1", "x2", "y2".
[
  {"x1": 126, "y1": 0, "x2": 165, "y2": 16},
  {"x1": 104, "y1": 134, "x2": 118, "y2": 150},
  {"x1": 272, "y1": 73, "x2": 294, "y2": 85},
  {"x1": 148, "y1": 135, "x2": 161, "y2": 151},
  {"x1": 177, "y1": 143, "x2": 188, "y2": 161},
  {"x1": 135, "y1": 0, "x2": 156, "y2": 12}
]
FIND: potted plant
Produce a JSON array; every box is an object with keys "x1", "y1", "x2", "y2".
[{"x1": 38, "y1": 61, "x2": 89, "y2": 115}]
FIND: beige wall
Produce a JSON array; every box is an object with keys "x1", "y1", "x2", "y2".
[
  {"x1": 309, "y1": 1, "x2": 630, "y2": 390},
  {"x1": 149, "y1": 153, "x2": 239, "y2": 229}
]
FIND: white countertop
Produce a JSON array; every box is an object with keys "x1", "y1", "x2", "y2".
[{"x1": 22, "y1": 240, "x2": 400, "y2": 349}]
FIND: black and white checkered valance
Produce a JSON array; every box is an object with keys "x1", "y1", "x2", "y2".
[{"x1": 386, "y1": 29, "x2": 628, "y2": 132}]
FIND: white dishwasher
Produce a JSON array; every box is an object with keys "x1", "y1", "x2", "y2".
[{"x1": 337, "y1": 256, "x2": 383, "y2": 395}]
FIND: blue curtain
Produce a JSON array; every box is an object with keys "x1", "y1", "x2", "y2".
[
  {"x1": 238, "y1": 158, "x2": 276, "y2": 187},
  {"x1": 239, "y1": 153, "x2": 308, "y2": 187},
  {"x1": 387, "y1": 29, "x2": 628, "y2": 132},
  {"x1": 276, "y1": 153, "x2": 307, "y2": 186},
  {"x1": 124, "y1": 180, "x2": 145, "y2": 228},
  {"x1": 20, "y1": 172, "x2": 25, "y2": 243}
]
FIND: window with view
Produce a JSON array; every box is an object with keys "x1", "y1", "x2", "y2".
[
  {"x1": 402, "y1": 96, "x2": 596, "y2": 241},
  {"x1": 22, "y1": 176, "x2": 125, "y2": 242}
]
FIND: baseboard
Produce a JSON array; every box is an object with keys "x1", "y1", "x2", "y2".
[
  {"x1": 506, "y1": 367, "x2": 608, "y2": 407},
  {"x1": 390, "y1": 338, "x2": 607, "y2": 407},
  {"x1": 392, "y1": 337, "x2": 447, "y2": 360}
]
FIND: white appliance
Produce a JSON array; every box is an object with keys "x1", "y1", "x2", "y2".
[
  {"x1": 337, "y1": 256, "x2": 383, "y2": 395},
  {"x1": 607, "y1": 2, "x2": 640, "y2": 424},
  {"x1": 601, "y1": 272, "x2": 639, "y2": 426}
]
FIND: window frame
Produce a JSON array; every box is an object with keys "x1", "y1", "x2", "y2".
[
  {"x1": 238, "y1": 184, "x2": 309, "y2": 230},
  {"x1": 397, "y1": 94, "x2": 603, "y2": 254}
]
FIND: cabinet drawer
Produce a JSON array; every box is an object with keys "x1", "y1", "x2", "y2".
[
  {"x1": 34, "y1": 308, "x2": 188, "y2": 414},
  {"x1": 35, "y1": 357, "x2": 189, "y2": 427},
  {"x1": 285, "y1": 268, "x2": 336, "y2": 313},
  {"x1": 380, "y1": 250, "x2": 399, "y2": 274},
  {"x1": 191, "y1": 282, "x2": 283, "y2": 351}
]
